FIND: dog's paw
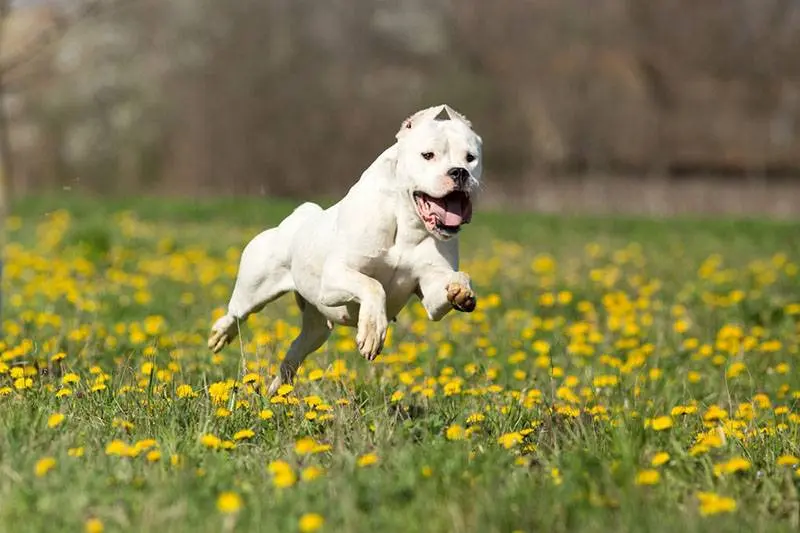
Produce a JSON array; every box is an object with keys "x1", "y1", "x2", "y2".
[
  {"x1": 208, "y1": 315, "x2": 238, "y2": 353},
  {"x1": 267, "y1": 363, "x2": 298, "y2": 396},
  {"x1": 267, "y1": 374, "x2": 284, "y2": 396},
  {"x1": 356, "y1": 308, "x2": 388, "y2": 361},
  {"x1": 446, "y1": 282, "x2": 476, "y2": 313}
]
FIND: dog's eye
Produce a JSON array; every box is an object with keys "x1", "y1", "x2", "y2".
[
  {"x1": 421, "y1": 152, "x2": 435, "y2": 161},
  {"x1": 466, "y1": 153, "x2": 476, "y2": 163}
]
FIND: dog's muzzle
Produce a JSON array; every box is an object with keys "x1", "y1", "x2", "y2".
[
  {"x1": 413, "y1": 190, "x2": 473, "y2": 238},
  {"x1": 447, "y1": 167, "x2": 470, "y2": 188}
]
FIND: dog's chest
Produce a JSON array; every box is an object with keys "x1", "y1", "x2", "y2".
[
  {"x1": 370, "y1": 243, "x2": 416, "y2": 288},
  {"x1": 366, "y1": 242, "x2": 419, "y2": 311}
]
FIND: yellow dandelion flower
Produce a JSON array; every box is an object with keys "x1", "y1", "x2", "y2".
[
  {"x1": 216, "y1": 492, "x2": 243, "y2": 514},
  {"x1": 777, "y1": 455, "x2": 800, "y2": 467},
  {"x1": 390, "y1": 390, "x2": 404, "y2": 403},
  {"x1": 635, "y1": 469, "x2": 661, "y2": 485},
  {"x1": 651, "y1": 452, "x2": 670, "y2": 467},
  {"x1": 357, "y1": 453, "x2": 379, "y2": 467},
  {"x1": 466, "y1": 413, "x2": 486, "y2": 425},
  {"x1": 132, "y1": 439, "x2": 157, "y2": 454},
  {"x1": 268, "y1": 460, "x2": 292, "y2": 474},
  {"x1": 268, "y1": 460, "x2": 297, "y2": 488},
  {"x1": 146, "y1": 450, "x2": 162, "y2": 462},
  {"x1": 295, "y1": 437, "x2": 319, "y2": 455},
  {"x1": 68, "y1": 447, "x2": 84, "y2": 458},
  {"x1": 200, "y1": 434, "x2": 221, "y2": 450},
  {"x1": 105, "y1": 440, "x2": 132, "y2": 457},
  {"x1": 649, "y1": 416, "x2": 673, "y2": 431},
  {"x1": 14, "y1": 377, "x2": 33, "y2": 390},
  {"x1": 61, "y1": 372, "x2": 81, "y2": 385},
  {"x1": 112, "y1": 418, "x2": 135, "y2": 431},
  {"x1": 555, "y1": 405, "x2": 580, "y2": 418},
  {"x1": 301, "y1": 466, "x2": 325, "y2": 482},
  {"x1": 446, "y1": 424, "x2": 466, "y2": 441},
  {"x1": 497, "y1": 432, "x2": 524, "y2": 449},
  {"x1": 703, "y1": 405, "x2": 728, "y2": 422},
  {"x1": 688, "y1": 443, "x2": 708, "y2": 456},
  {"x1": 697, "y1": 492, "x2": 736, "y2": 516},
  {"x1": 276, "y1": 384, "x2": 294, "y2": 396},
  {"x1": 302, "y1": 395, "x2": 322, "y2": 408},
  {"x1": 176, "y1": 384, "x2": 195, "y2": 398},
  {"x1": 233, "y1": 429, "x2": 255, "y2": 441},
  {"x1": 314, "y1": 442, "x2": 331, "y2": 453},
  {"x1": 47, "y1": 413, "x2": 65, "y2": 428},
  {"x1": 443, "y1": 381, "x2": 462, "y2": 396},
  {"x1": 242, "y1": 373, "x2": 260, "y2": 384},
  {"x1": 34, "y1": 456, "x2": 56, "y2": 477},
  {"x1": 726, "y1": 362, "x2": 746, "y2": 379},
  {"x1": 208, "y1": 381, "x2": 232, "y2": 404},
  {"x1": 298, "y1": 513, "x2": 324, "y2": 533},
  {"x1": 753, "y1": 394, "x2": 772, "y2": 409},
  {"x1": 84, "y1": 518, "x2": 104, "y2": 533},
  {"x1": 713, "y1": 457, "x2": 751, "y2": 476},
  {"x1": 259, "y1": 409, "x2": 274, "y2": 420}
]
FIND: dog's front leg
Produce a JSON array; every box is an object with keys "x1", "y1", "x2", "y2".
[
  {"x1": 319, "y1": 260, "x2": 388, "y2": 360},
  {"x1": 416, "y1": 270, "x2": 477, "y2": 322}
]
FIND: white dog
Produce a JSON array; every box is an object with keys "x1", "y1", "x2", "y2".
[{"x1": 208, "y1": 104, "x2": 483, "y2": 394}]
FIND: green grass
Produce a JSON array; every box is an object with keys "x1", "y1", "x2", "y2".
[{"x1": 2, "y1": 194, "x2": 800, "y2": 533}]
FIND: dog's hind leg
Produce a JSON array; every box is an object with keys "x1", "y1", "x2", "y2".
[
  {"x1": 208, "y1": 227, "x2": 295, "y2": 352},
  {"x1": 267, "y1": 295, "x2": 332, "y2": 395},
  {"x1": 208, "y1": 202, "x2": 323, "y2": 353}
]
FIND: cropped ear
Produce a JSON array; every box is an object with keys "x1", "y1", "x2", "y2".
[
  {"x1": 396, "y1": 104, "x2": 473, "y2": 140},
  {"x1": 396, "y1": 107, "x2": 435, "y2": 140},
  {"x1": 441, "y1": 104, "x2": 472, "y2": 128},
  {"x1": 433, "y1": 107, "x2": 451, "y2": 121}
]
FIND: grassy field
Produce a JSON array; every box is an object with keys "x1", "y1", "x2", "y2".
[{"x1": 3, "y1": 194, "x2": 800, "y2": 533}]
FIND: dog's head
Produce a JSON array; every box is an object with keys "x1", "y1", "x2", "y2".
[{"x1": 394, "y1": 104, "x2": 483, "y2": 240}]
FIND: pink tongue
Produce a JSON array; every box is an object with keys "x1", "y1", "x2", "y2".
[{"x1": 429, "y1": 196, "x2": 463, "y2": 226}]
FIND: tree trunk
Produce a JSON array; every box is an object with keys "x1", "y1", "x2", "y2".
[{"x1": 0, "y1": 0, "x2": 13, "y2": 320}]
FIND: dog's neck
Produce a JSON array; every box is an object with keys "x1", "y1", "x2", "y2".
[
  {"x1": 394, "y1": 193, "x2": 432, "y2": 247},
  {"x1": 369, "y1": 143, "x2": 439, "y2": 247}
]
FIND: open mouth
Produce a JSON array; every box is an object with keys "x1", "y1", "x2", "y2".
[{"x1": 413, "y1": 190, "x2": 473, "y2": 237}]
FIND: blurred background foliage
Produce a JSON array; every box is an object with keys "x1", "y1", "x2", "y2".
[{"x1": 2, "y1": 0, "x2": 800, "y2": 216}]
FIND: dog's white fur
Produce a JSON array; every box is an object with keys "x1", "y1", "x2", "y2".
[{"x1": 208, "y1": 104, "x2": 483, "y2": 394}]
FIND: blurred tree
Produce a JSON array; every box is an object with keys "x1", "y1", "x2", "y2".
[
  {"x1": 3, "y1": 0, "x2": 800, "y2": 215},
  {"x1": 0, "y1": 0, "x2": 13, "y2": 318},
  {"x1": 0, "y1": 0, "x2": 141, "y2": 315}
]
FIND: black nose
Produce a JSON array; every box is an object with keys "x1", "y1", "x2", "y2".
[{"x1": 447, "y1": 167, "x2": 469, "y2": 185}]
